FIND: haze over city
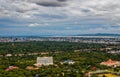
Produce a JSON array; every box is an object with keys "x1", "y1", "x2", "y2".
[{"x1": 0, "y1": 0, "x2": 120, "y2": 36}]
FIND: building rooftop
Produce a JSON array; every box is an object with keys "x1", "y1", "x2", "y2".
[
  {"x1": 5, "y1": 66, "x2": 19, "y2": 71},
  {"x1": 34, "y1": 57, "x2": 53, "y2": 67},
  {"x1": 100, "y1": 59, "x2": 120, "y2": 67}
]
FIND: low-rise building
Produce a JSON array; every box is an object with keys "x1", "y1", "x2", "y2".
[
  {"x1": 34, "y1": 57, "x2": 53, "y2": 67},
  {"x1": 5, "y1": 66, "x2": 19, "y2": 71},
  {"x1": 6, "y1": 54, "x2": 12, "y2": 57},
  {"x1": 60, "y1": 60, "x2": 75, "y2": 65},
  {"x1": 100, "y1": 59, "x2": 120, "y2": 67},
  {"x1": 26, "y1": 66, "x2": 39, "y2": 70}
]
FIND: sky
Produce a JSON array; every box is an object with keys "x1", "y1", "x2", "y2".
[{"x1": 0, "y1": 0, "x2": 120, "y2": 36}]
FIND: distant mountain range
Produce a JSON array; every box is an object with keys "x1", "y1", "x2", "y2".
[{"x1": 75, "y1": 33, "x2": 120, "y2": 36}]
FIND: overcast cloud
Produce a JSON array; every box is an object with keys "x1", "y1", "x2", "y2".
[{"x1": 0, "y1": 0, "x2": 120, "y2": 35}]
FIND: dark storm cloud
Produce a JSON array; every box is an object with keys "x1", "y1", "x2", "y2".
[
  {"x1": 57, "y1": 0, "x2": 67, "y2": 2},
  {"x1": 31, "y1": 0, "x2": 67, "y2": 7},
  {"x1": 81, "y1": 9, "x2": 90, "y2": 13},
  {"x1": 36, "y1": 2, "x2": 63, "y2": 7}
]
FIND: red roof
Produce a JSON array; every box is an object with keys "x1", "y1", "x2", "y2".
[
  {"x1": 5, "y1": 66, "x2": 19, "y2": 71},
  {"x1": 101, "y1": 59, "x2": 118, "y2": 66}
]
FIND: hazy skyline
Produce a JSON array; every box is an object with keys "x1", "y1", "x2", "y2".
[{"x1": 0, "y1": 0, "x2": 120, "y2": 36}]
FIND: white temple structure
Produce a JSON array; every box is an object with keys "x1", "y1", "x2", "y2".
[{"x1": 34, "y1": 57, "x2": 53, "y2": 67}]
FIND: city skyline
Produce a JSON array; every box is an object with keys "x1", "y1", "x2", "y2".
[{"x1": 0, "y1": 0, "x2": 120, "y2": 36}]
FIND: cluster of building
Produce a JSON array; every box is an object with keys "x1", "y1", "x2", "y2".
[
  {"x1": 0, "y1": 37, "x2": 29, "y2": 42},
  {"x1": 5, "y1": 56, "x2": 76, "y2": 71},
  {"x1": 46, "y1": 37, "x2": 120, "y2": 44},
  {"x1": 34, "y1": 57, "x2": 75, "y2": 67},
  {"x1": 0, "y1": 52, "x2": 49, "y2": 57},
  {"x1": 5, "y1": 56, "x2": 120, "y2": 73},
  {"x1": 34, "y1": 57, "x2": 117, "y2": 69},
  {"x1": 0, "y1": 36, "x2": 120, "y2": 44},
  {"x1": 86, "y1": 59, "x2": 120, "y2": 77},
  {"x1": 107, "y1": 50, "x2": 120, "y2": 54}
]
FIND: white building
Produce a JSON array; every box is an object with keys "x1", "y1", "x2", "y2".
[
  {"x1": 6, "y1": 54, "x2": 12, "y2": 57},
  {"x1": 60, "y1": 60, "x2": 75, "y2": 65},
  {"x1": 34, "y1": 57, "x2": 53, "y2": 67}
]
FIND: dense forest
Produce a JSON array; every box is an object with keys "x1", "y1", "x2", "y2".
[
  {"x1": 0, "y1": 41, "x2": 106, "y2": 54},
  {"x1": 0, "y1": 41, "x2": 120, "y2": 77}
]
